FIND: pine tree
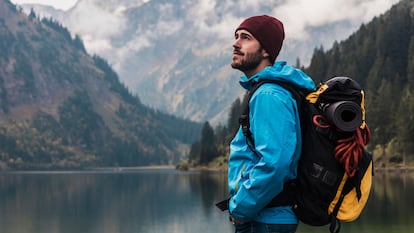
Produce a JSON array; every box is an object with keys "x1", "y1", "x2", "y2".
[
  {"x1": 227, "y1": 97, "x2": 243, "y2": 139},
  {"x1": 396, "y1": 87, "x2": 414, "y2": 159},
  {"x1": 199, "y1": 121, "x2": 218, "y2": 165}
]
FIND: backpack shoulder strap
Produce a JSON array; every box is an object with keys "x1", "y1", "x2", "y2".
[
  {"x1": 240, "y1": 80, "x2": 307, "y2": 147},
  {"x1": 239, "y1": 81, "x2": 268, "y2": 147}
]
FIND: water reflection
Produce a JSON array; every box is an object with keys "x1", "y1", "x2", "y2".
[
  {"x1": 355, "y1": 171, "x2": 414, "y2": 233},
  {"x1": 0, "y1": 170, "x2": 413, "y2": 233},
  {"x1": 0, "y1": 170, "x2": 231, "y2": 233}
]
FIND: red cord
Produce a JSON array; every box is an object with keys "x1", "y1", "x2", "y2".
[
  {"x1": 313, "y1": 114, "x2": 330, "y2": 128},
  {"x1": 313, "y1": 114, "x2": 372, "y2": 178},
  {"x1": 334, "y1": 125, "x2": 371, "y2": 177}
]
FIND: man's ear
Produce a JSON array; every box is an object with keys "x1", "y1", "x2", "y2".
[{"x1": 262, "y1": 49, "x2": 270, "y2": 59}]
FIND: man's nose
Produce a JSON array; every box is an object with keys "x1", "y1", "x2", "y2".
[{"x1": 233, "y1": 39, "x2": 241, "y2": 49}]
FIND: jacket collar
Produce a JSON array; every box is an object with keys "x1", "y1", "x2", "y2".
[{"x1": 238, "y1": 61, "x2": 316, "y2": 91}]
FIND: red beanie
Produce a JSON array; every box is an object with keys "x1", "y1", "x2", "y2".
[{"x1": 236, "y1": 15, "x2": 285, "y2": 64}]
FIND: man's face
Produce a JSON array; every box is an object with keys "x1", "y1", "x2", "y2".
[{"x1": 231, "y1": 29, "x2": 265, "y2": 73}]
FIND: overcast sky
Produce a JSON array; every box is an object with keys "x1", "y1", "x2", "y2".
[
  {"x1": 9, "y1": 0, "x2": 401, "y2": 66},
  {"x1": 11, "y1": 0, "x2": 78, "y2": 10},
  {"x1": 10, "y1": 0, "x2": 401, "y2": 35},
  {"x1": 10, "y1": 0, "x2": 401, "y2": 16}
]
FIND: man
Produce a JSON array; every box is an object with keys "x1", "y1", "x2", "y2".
[{"x1": 227, "y1": 15, "x2": 316, "y2": 233}]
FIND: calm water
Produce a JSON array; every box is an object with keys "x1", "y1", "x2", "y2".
[{"x1": 0, "y1": 168, "x2": 413, "y2": 233}]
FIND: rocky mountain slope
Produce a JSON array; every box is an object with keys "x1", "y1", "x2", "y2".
[{"x1": 0, "y1": 0, "x2": 201, "y2": 169}]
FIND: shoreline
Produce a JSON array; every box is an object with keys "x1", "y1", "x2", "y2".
[
  {"x1": 90, "y1": 165, "x2": 176, "y2": 171},
  {"x1": 0, "y1": 165, "x2": 177, "y2": 173},
  {"x1": 2, "y1": 164, "x2": 413, "y2": 173}
]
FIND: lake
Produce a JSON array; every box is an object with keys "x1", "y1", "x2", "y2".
[{"x1": 0, "y1": 168, "x2": 413, "y2": 233}]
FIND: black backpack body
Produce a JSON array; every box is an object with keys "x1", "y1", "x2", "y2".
[{"x1": 240, "y1": 77, "x2": 373, "y2": 233}]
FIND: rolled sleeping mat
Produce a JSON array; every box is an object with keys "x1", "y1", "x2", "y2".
[{"x1": 323, "y1": 101, "x2": 362, "y2": 132}]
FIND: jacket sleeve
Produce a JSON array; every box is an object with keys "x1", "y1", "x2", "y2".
[{"x1": 229, "y1": 86, "x2": 299, "y2": 221}]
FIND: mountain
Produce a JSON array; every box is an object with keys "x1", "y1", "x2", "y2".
[
  {"x1": 16, "y1": 0, "x2": 400, "y2": 125},
  {"x1": 0, "y1": 0, "x2": 202, "y2": 170}
]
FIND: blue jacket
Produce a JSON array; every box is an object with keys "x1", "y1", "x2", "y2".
[{"x1": 228, "y1": 61, "x2": 315, "y2": 224}]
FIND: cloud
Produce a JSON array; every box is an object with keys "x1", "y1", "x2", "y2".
[
  {"x1": 191, "y1": 0, "x2": 216, "y2": 18},
  {"x1": 273, "y1": 0, "x2": 400, "y2": 40},
  {"x1": 187, "y1": 1, "x2": 242, "y2": 41},
  {"x1": 81, "y1": 36, "x2": 112, "y2": 53},
  {"x1": 155, "y1": 20, "x2": 184, "y2": 36},
  {"x1": 111, "y1": 35, "x2": 152, "y2": 72},
  {"x1": 155, "y1": 3, "x2": 184, "y2": 36},
  {"x1": 187, "y1": 0, "x2": 399, "y2": 43},
  {"x1": 65, "y1": 0, "x2": 126, "y2": 53},
  {"x1": 11, "y1": 0, "x2": 77, "y2": 10}
]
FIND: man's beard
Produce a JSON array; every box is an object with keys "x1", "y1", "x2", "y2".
[{"x1": 231, "y1": 49, "x2": 263, "y2": 73}]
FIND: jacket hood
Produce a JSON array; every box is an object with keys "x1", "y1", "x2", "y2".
[{"x1": 239, "y1": 61, "x2": 316, "y2": 91}]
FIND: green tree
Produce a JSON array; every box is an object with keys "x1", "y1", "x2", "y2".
[
  {"x1": 227, "y1": 96, "x2": 244, "y2": 139},
  {"x1": 407, "y1": 36, "x2": 414, "y2": 88},
  {"x1": 396, "y1": 87, "x2": 414, "y2": 158},
  {"x1": 306, "y1": 46, "x2": 327, "y2": 82},
  {"x1": 58, "y1": 90, "x2": 108, "y2": 149},
  {"x1": 199, "y1": 121, "x2": 218, "y2": 165},
  {"x1": 188, "y1": 141, "x2": 201, "y2": 164}
]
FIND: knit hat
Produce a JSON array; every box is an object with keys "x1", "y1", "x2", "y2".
[{"x1": 235, "y1": 15, "x2": 285, "y2": 64}]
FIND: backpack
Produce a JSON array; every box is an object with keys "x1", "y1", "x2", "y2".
[{"x1": 240, "y1": 77, "x2": 373, "y2": 233}]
